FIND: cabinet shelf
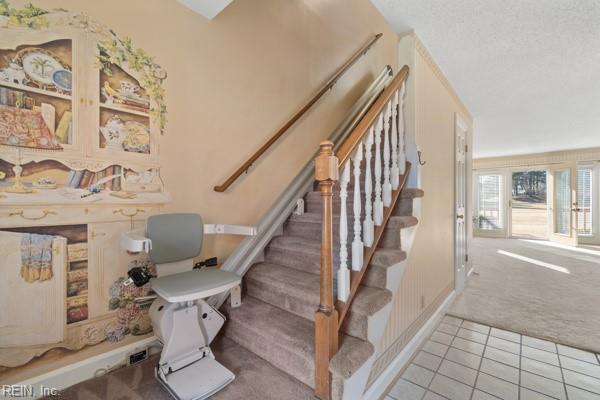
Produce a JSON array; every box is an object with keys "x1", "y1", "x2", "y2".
[
  {"x1": 100, "y1": 103, "x2": 149, "y2": 118},
  {"x1": 0, "y1": 80, "x2": 72, "y2": 101}
]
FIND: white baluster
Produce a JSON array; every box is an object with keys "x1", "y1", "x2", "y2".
[
  {"x1": 383, "y1": 102, "x2": 392, "y2": 207},
  {"x1": 351, "y1": 142, "x2": 364, "y2": 271},
  {"x1": 374, "y1": 114, "x2": 384, "y2": 225},
  {"x1": 390, "y1": 90, "x2": 400, "y2": 190},
  {"x1": 337, "y1": 162, "x2": 350, "y2": 302},
  {"x1": 363, "y1": 127, "x2": 374, "y2": 247},
  {"x1": 398, "y1": 81, "x2": 406, "y2": 175}
]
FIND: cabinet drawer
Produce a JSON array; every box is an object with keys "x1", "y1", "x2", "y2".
[
  {"x1": 0, "y1": 205, "x2": 162, "y2": 227},
  {"x1": 0, "y1": 207, "x2": 85, "y2": 227}
]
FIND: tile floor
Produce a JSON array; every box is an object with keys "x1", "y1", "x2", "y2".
[{"x1": 385, "y1": 316, "x2": 600, "y2": 400}]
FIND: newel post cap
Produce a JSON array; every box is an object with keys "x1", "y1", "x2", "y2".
[{"x1": 315, "y1": 141, "x2": 339, "y2": 182}]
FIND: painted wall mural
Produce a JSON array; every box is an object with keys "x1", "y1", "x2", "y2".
[{"x1": 0, "y1": 1, "x2": 169, "y2": 373}]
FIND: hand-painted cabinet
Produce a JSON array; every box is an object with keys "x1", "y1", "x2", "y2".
[{"x1": 0, "y1": 4, "x2": 169, "y2": 370}]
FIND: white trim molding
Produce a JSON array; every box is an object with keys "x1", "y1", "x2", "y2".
[
  {"x1": 11, "y1": 336, "x2": 159, "y2": 399},
  {"x1": 362, "y1": 290, "x2": 456, "y2": 400}
]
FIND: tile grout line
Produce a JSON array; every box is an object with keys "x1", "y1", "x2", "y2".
[
  {"x1": 468, "y1": 321, "x2": 491, "y2": 400},
  {"x1": 428, "y1": 327, "x2": 599, "y2": 389},
  {"x1": 403, "y1": 318, "x2": 600, "y2": 400},
  {"x1": 518, "y1": 332, "x2": 522, "y2": 400},
  {"x1": 424, "y1": 321, "x2": 454, "y2": 400},
  {"x1": 556, "y1": 341, "x2": 569, "y2": 400}
]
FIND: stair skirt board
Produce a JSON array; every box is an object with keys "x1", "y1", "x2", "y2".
[{"x1": 362, "y1": 290, "x2": 456, "y2": 400}]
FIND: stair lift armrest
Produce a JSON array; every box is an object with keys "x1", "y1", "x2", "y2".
[
  {"x1": 203, "y1": 224, "x2": 257, "y2": 236},
  {"x1": 121, "y1": 228, "x2": 152, "y2": 253}
]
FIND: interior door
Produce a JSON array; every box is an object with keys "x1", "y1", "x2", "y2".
[
  {"x1": 548, "y1": 163, "x2": 578, "y2": 245},
  {"x1": 455, "y1": 116, "x2": 468, "y2": 291},
  {"x1": 0, "y1": 232, "x2": 66, "y2": 347}
]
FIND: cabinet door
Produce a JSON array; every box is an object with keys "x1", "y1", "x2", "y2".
[
  {"x1": 87, "y1": 220, "x2": 145, "y2": 319},
  {"x1": 0, "y1": 232, "x2": 66, "y2": 347},
  {"x1": 83, "y1": 32, "x2": 159, "y2": 164},
  {"x1": 0, "y1": 27, "x2": 85, "y2": 157}
]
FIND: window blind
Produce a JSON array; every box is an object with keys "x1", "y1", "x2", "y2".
[
  {"x1": 477, "y1": 175, "x2": 503, "y2": 230},
  {"x1": 577, "y1": 168, "x2": 593, "y2": 235}
]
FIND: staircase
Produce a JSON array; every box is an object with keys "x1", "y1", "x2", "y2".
[
  {"x1": 223, "y1": 184, "x2": 422, "y2": 399},
  {"x1": 214, "y1": 65, "x2": 420, "y2": 399}
]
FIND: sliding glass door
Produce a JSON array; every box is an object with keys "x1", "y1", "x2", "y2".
[{"x1": 509, "y1": 170, "x2": 548, "y2": 239}]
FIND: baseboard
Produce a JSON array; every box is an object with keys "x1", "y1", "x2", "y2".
[
  {"x1": 362, "y1": 290, "x2": 456, "y2": 400},
  {"x1": 11, "y1": 336, "x2": 160, "y2": 399}
]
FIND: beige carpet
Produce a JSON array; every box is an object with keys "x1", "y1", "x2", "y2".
[
  {"x1": 51, "y1": 337, "x2": 313, "y2": 400},
  {"x1": 448, "y1": 237, "x2": 600, "y2": 354}
]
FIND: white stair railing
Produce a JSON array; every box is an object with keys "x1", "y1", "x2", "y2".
[
  {"x1": 382, "y1": 103, "x2": 392, "y2": 207},
  {"x1": 334, "y1": 79, "x2": 408, "y2": 303},
  {"x1": 338, "y1": 162, "x2": 351, "y2": 302},
  {"x1": 398, "y1": 82, "x2": 406, "y2": 175},
  {"x1": 314, "y1": 65, "x2": 409, "y2": 400},
  {"x1": 363, "y1": 128, "x2": 375, "y2": 247},
  {"x1": 391, "y1": 90, "x2": 400, "y2": 190},
  {"x1": 351, "y1": 142, "x2": 364, "y2": 271},
  {"x1": 374, "y1": 114, "x2": 384, "y2": 226}
]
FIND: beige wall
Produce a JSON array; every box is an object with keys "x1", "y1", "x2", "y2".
[
  {"x1": 370, "y1": 33, "x2": 474, "y2": 381},
  {"x1": 12, "y1": 0, "x2": 399, "y2": 260}
]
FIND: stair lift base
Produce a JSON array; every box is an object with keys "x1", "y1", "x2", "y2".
[{"x1": 120, "y1": 213, "x2": 256, "y2": 400}]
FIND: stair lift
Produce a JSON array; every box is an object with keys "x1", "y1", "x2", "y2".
[{"x1": 120, "y1": 213, "x2": 256, "y2": 400}]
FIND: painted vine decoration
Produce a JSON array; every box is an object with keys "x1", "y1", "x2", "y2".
[
  {"x1": 95, "y1": 34, "x2": 167, "y2": 133},
  {"x1": 0, "y1": 1, "x2": 168, "y2": 133},
  {"x1": 0, "y1": 1, "x2": 50, "y2": 29}
]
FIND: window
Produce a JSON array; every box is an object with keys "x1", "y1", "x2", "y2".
[
  {"x1": 577, "y1": 168, "x2": 593, "y2": 235},
  {"x1": 477, "y1": 174, "x2": 503, "y2": 230}
]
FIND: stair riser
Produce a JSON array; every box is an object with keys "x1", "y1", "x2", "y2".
[
  {"x1": 362, "y1": 266, "x2": 387, "y2": 289},
  {"x1": 224, "y1": 318, "x2": 315, "y2": 388},
  {"x1": 306, "y1": 193, "x2": 413, "y2": 217},
  {"x1": 265, "y1": 245, "x2": 325, "y2": 275},
  {"x1": 392, "y1": 197, "x2": 413, "y2": 216},
  {"x1": 284, "y1": 220, "x2": 401, "y2": 249},
  {"x1": 246, "y1": 273, "x2": 370, "y2": 340}
]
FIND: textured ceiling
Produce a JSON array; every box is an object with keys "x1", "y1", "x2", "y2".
[{"x1": 371, "y1": 0, "x2": 600, "y2": 158}]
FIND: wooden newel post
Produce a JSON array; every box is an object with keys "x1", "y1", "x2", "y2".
[{"x1": 314, "y1": 140, "x2": 339, "y2": 400}]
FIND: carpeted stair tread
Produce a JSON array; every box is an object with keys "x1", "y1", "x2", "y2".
[
  {"x1": 370, "y1": 247, "x2": 406, "y2": 267},
  {"x1": 284, "y1": 213, "x2": 415, "y2": 249},
  {"x1": 266, "y1": 235, "x2": 406, "y2": 276},
  {"x1": 401, "y1": 188, "x2": 424, "y2": 199},
  {"x1": 224, "y1": 296, "x2": 374, "y2": 389},
  {"x1": 245, "y1": 262, "x2": 392, "y2": 339},
  {"x1": 362, "y1": 250, "x2": 407, "y2": 289}
]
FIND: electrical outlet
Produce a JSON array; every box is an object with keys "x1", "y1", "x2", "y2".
[
  {"x1": 420, "y1": 295, "x2": 425, "y2": 309},
  {"x1": 128, "y1": 349, "x2": 148, "y2": 366}
]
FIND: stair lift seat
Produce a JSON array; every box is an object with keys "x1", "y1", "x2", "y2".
[{"x1": 121, "y1": 213, "x2": 255, "y2": 400}]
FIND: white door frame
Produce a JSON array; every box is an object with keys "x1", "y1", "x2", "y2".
[
  {"x1": 455, "y1": 114, "x2": 469, "y2": 292},
  {"x1": 577, "y1": 162, "x2": 600, "y2": 245}
]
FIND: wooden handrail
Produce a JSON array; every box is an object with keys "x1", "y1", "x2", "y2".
[
  {"x1": 335, "y1": 65, "x2": 409, "y2": 167},
  {"x1": 213, "y1": 33, "x2": 383, "y2": 192}
]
